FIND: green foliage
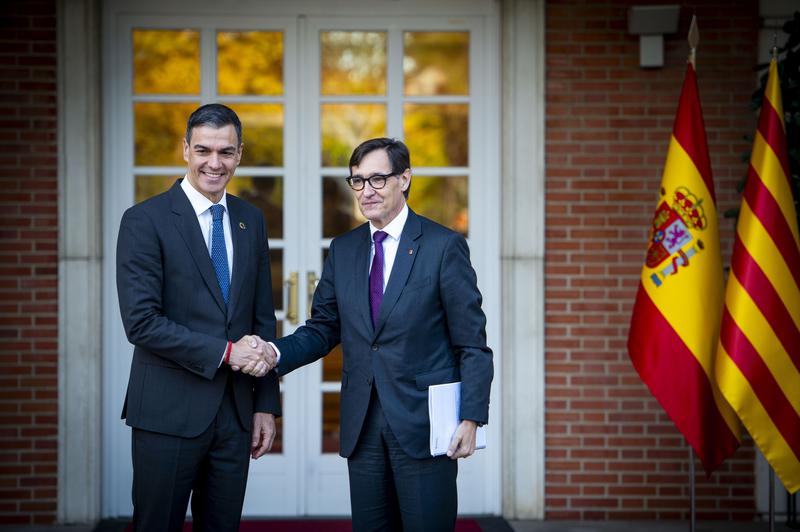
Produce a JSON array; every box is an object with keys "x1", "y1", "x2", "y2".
[{"x1": 725, "y1": 12, "x2": 800, "y2": 225}]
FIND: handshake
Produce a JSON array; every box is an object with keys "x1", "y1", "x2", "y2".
[{"x1": 227, "y1": 335, "x2": 278, "y2": 377}]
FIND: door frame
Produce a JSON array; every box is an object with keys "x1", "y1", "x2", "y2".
[{"x1": 57, "y1": 0, "x2": 546, "y2": 522}]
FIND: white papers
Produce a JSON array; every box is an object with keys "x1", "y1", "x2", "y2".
[{"x1": 428, "y1": 381, "x2": 486, "y2": 457}]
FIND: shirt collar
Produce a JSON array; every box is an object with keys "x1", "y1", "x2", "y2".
[
  {"x1": 370, "y1": 203, "x2": 408, "y2": 242},
  {"x1": 181, "y1": 176, "x2": 228, "y2": 216}
]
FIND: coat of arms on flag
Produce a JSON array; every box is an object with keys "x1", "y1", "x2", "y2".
[{"x1": 646, "y1": 186, "x2": 709, "y2": 287}]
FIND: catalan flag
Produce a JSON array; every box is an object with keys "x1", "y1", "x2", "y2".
[
  {"x1": 715, "y1": 58, "x2": 800, "y2": 492},
  {"x1": 628, "y1": 62, "x2": 741, "y2": 474}
]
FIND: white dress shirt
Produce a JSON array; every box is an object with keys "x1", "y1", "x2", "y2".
[
  {"x1": 369, "y1": 203, "x2": 409, "y2": 292},
  {"x1": 180, "y1": 176, "x2": 233, "y2": 280}
]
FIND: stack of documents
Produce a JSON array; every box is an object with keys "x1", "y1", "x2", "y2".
[{"x1": 428, "y1": 381, "x2": 486, "y2": 456}]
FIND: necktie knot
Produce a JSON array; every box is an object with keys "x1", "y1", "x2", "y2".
[
  {"x1": 373, "y1": 230, "x2": 388, "y2": 245},
  {"x1": 210, "y1": 204, "x2": 225, "y2": 221}
]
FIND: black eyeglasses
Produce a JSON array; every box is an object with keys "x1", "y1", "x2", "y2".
[{"x1": 346, "y1": 172, "x2": 398, "y2": 191}]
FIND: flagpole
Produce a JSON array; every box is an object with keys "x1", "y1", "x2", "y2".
[
  {"x1": 686, "y1": 18, "x2": 699, "y2": 532},
  {"x1": 769, "y1": 468, "x2": 775, "y2": 532},
  {"x1": 689, "y1": 449, "x2": 696, "y2": 532}
]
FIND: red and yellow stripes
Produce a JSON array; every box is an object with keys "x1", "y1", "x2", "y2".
[
  {"x1": 715, "y1": 59, "x2": 800, "y2": 493},
  {"x1": 628, "y1": 63, "x2": 740, "y2": 474}
]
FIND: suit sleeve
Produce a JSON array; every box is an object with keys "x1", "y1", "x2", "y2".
[
  {"x1": 116, "y1": 206, "x2": 227, "y2": 380},
  {"x1": 252, "y1": 213, "x2": 281, "y2": 416},
  {"x1": 439, "y1": 233, "x2": 493, "y2": 424},
  {"x1": 273, "y1": 239, "x2": 342, "y2": 376}
]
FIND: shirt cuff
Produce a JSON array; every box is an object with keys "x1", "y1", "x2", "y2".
[{"x1": 268, "y1": 341, "x2": 282, "y2": 364}]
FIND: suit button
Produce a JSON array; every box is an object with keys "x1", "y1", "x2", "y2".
[
  {"x1": 371, "y1": 344, "x2": 378, "y2": 351},
  {"x1": 227, "y1": 323, "x2": 232, "y2": 330},
  {"x1": 367, "y1": 377, "x2": 373, "y2": 385}
]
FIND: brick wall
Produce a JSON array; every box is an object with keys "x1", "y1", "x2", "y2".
[
  {"x1": 545, "y1": 0, "x2": 761, "y2": 520},
  {"x1": 0, "y1": 0, "x2": 58, "y2": 525}
]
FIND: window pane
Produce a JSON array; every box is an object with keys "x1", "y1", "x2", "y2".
[
  {"x1": 322, "y1": 176, "x2": 364, "y2": 238},
  {"x1": 135, "y1": 175, "x2": 177, "y2": 203},
  {"x1": 227, "y1": 176, "x2": 283, "y2": 239},
  {"x1": 404, "y1": 32, "x2": 469, "y2": 96},
  {"x1": 226, "y1": 103, "x2": 284, "y2": 167},
  {"x1": 322, "y1": 345, "x2": 343, "y2": 383},
  {"x1": 407, "y1": 176, "x2": 468, "y2": 237},
  {"x1": 217, "y1": 31, "x2": 283, "y2": 96},
  {"x1": 321, "y1": 104, "x2": 386, "y2": 167},
  {"x1": 135, "y1": 102, "x2": 198, "y2": 166},
  {"x1": 133, "y1": 29, "x2": 200, "y2": 95},
  {"x1": 322, "y1": 392, "x2": 340, "y2": 453},
  {"x1": 321, "y1": 31, "x2": 386, "y2": 96},
  {"x1": 403, "y1": 103, "x2": 468, "y2": 167}
]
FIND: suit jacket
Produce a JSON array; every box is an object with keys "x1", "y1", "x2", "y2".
[
  {"x1": 275, "y1": 209, "x2": 492, "y2": 459},
  {"x1": 116, "y1": 179, "x2": 281, "y2": 438}
]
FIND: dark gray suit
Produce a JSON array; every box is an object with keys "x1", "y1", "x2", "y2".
[
  {"x1": 116, "y1": 179, "x2": 280, "y2": 531},
  {"x1": 274, "y1": 208, "x2": 492, "y2": 529}
]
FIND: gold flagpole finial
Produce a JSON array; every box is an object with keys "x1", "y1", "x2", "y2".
[{"x1": 688, "y1": 15, "x2": 699, "y2": 67}]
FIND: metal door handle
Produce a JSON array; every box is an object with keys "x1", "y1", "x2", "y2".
[
  {"x1": 286, "y1": 271, "x2": 298, "y2": 325},
  {"x1": 307, "y1": 271, "x2": 319, "y2": 318}
]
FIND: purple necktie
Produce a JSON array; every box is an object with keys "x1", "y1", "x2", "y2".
[{"x1": 369, "y1": 231, "x2": 389, "y2": 329}]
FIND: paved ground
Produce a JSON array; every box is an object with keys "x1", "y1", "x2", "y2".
[
  {"x1": 509, "y1": 521, "x2": 799, "y2": 532},
  {"x1": 0, "y1": 520, "x2": 798, "y2": 532}
]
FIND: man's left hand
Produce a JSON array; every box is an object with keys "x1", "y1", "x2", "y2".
[
  {"x1": 251, "y1": 412, "x2": 276, "y2": 459},
  {"x1": 446, "y1": 420, "x2": 477, "y2": 460}
]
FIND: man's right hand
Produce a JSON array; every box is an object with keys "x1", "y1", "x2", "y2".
[{"x1": 228, "y1": 335, "x2": 277, "y2": 377}]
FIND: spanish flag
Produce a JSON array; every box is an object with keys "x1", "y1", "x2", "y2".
[
  {"x1": 628, "y1": 62, "x2": 741, "y2": 473},
  {"x1": 715, "y1": 58, "x2": 800, "y2": 492}
]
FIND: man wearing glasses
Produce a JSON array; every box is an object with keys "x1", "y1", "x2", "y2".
[{"x1": 266, "y1": 137, "x2": 493, "y2": 530}]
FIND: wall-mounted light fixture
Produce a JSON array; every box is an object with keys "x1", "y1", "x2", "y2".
[{"x1": 628, "y1": 5, "x2": 681, "y2": 68}]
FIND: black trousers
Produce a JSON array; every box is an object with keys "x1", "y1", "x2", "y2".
[
  {"x1": 348, "y1": 389, "x2": 458, "y2": 532},
  {"x1": 131, "y1": 379, "x2": 251, "y2": 532}
]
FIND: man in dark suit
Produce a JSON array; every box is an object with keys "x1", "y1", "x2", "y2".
[
  {"x1": 116, "y1": 103, "x2": 280, "y2": 532},
  {"x1": 269, "y1": 138, "x2": 493, "y2": 531}
]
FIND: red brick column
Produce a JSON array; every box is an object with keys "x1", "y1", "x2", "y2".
[
  {"x1": 0, "y1": 0, "x2": 59, "y2": 525},
  {"x1": 544, "y1": 0, "x2": 759, "y2": 520}
]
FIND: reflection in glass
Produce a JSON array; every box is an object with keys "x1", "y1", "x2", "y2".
[
  {"x1": 135, "y1": 175, "x2": 178, "y2": 203},
  {"x1": 270, "y1": 248, "x2": 283, "y2": 312},
  {"x1": 227, "y1": 177, "x2": 283, "y2": 239},
  {"x1": 133, "y1": 29, "x2": 200, "y2": 95},
  {"x1": 322, "y1": 177, "x2": 365, "y2": 238},
  {"x1": 404, "y1": 32, "x2": 469, "y2": 96},
  {"x1": 407, "y1": 176, "x2": 468, "y2": 236},
  {"x1": 321, "y1": 104, "x2": 386, "y2": 167},
  {"x1": 321, "y1": 31, "x2": 387, "y2": 96},
  {"x1": 225, "y1": 104, "x2": 283, "y2": 167},
  {"x1": 322, "y1": 392, "x2": 340, "y2": 453},
  {"x1": 404, "y1": 104, "x2": 468, "y2": 167},
  {"x1": 135, "y1": 102, "x2": 198, "y2": 166},
  {"x1": 218, "y1": 31, "x2": 283, "y2": 96},
  {"x1": 323, "y1": 345, "x2": 343, "y2": 383}
]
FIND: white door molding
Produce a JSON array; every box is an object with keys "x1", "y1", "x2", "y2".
[
  {"x1": 501, "y1": 0, "x2": 546, "y2": 520},
  {"x1": 57, "y1": 0, "x2": 103, "y2": 524}
]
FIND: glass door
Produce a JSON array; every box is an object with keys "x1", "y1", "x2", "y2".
[
  {"x1": 103, "y1": 9, "x2": 499, "y2": 518},
  {"x1": 299, "y1": 17, "x2": 482, "y2": 515}
]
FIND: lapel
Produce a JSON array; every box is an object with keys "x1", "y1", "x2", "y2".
[
  {"x1": 226, "y1": 195, "x2": 249, "y2": 314},
  {"x1": 373, "y1": 209, "x2": 421, "y2": 338},
  {"x1": 169, "y1": 180, "x2": 227, "y2": 315},
  {"x1": 351, "y1": 224, "x2": 373, "y2": 333}
]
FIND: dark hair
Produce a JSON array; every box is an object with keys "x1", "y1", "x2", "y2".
[
  {"x1": 349, "y1": 138, "x2": 412, "y2": 199},
  {"x1": 185, "y1": 103, "x2": 242, "y2": 146}
]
